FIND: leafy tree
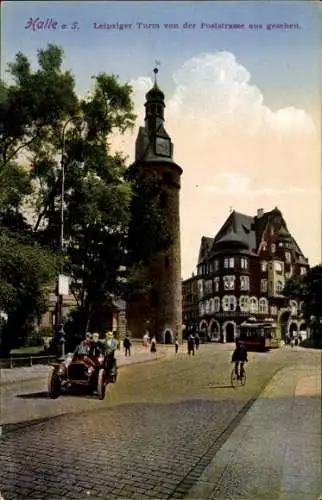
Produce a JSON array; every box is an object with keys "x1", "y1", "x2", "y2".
[{"x1": 0, "y1": 230, "x2": 58, "y2": 356}]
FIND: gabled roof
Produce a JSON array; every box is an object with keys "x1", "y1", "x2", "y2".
[{"x1": 211, "y1": 211, "x2": 256, "y2": 253}]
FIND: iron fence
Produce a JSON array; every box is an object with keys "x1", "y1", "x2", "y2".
[{"x1": 0, "y1": 355, "x2": 57, "y2": 369}]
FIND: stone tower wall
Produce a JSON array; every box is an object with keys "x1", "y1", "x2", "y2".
[
  {"x1": 152, "y1": 165, "x2": 182, "y2": 343},
  {"x1": 127, "y1": 163, "x2": 182, "y2": 343}
]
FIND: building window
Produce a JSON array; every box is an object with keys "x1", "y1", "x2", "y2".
[
  {"x1": 259, "y1": 298, "x2": 269, "y2": 314},
  {"x1": 261, "y1": 261, "x2": 268, "y2": 272},
  {"x1": 270, "y1": 305, "x2": 278, "y2": 316},
  {"x1": 271, "y1": 244, "x2": 276, "y2": 253},
  {"x1": 204, "y1": 279, "x2": 212, "y2": 294},
  {"x1": 222, "y1": 295, "x2": 237, "y2": 312},
  {"x1": 249, "y1": 297, "x2": 258, "y2": 314},
  {"x1": 275, "y1": 262, "x2": 283, "y2": 273},
  {"x1": 165, "y1": 256, "x2": 170, "y2": 269},
  {"x1": 240, "y1": 257, "x2": 248, "y2": 269},
  {"x1": 300, "y1": 267, "x2": 307, "y2": 276},
  {"x1": 198, "y1": 280, "x2": 204, "y2": 298},
  {"x1": 223, "y1": 275, "x2": 235, "y2": 290},
  {"x1": 240, "y1": 276, "x2": 250, "y2": 291},
  {"x1": 214, "y1": 297, "x2": 220, "y2": 312},
  {"x1": 261, "y1": 279, "x2": 268, "y2": 293},
  {"x1": 224, "y1": 257, "x2": 235, "y2": 269},
  {"x1": 276, "y1": 280, "x2": 284, "y2": 293},
  {"x1": 239, "y1": 295, "x2": 250, "y2": 312},
  {"x1": 214, "y1": 277, "x2": 220, "y2": 292},
  {"x1": 262, "y1": 241, "x2": 267, "y2": 251},
  {"x1": 214, "y1": 260, "x2": 219, "y2": 271}
]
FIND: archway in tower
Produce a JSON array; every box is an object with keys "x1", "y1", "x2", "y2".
[
  {"x1": 164, "y1": 329, "x2": 173, "y2": 344},
  {"x1": 226, "y1": 322, "x2": 235, "y2": 343},
  {"x1": 279, "y1": 311, "x2": 290, "y2": 340}
]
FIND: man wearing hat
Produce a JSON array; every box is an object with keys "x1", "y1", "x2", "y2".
[{"x1": 89, "y1": 332, "x2": 103, "y2": 357}]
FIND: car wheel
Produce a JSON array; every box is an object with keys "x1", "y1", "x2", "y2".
[
  {"x1": 97, "y1": 368, "x2": 106, "y2": 400},
  {"x1": 49, "y1": 373, "x2": 61, "y2": 399}
]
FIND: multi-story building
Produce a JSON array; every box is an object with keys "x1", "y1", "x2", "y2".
[
  {"x1": 193, "y1": 207, "x2": 309, "y2": 342},
  {"x1": 182, "y1": 273, "x2": 199, "y2": 338}
]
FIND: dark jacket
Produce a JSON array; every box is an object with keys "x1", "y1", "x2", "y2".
[
  {"x1": 123, "y1": 337, "x2": 131, "y2": 348},
  {"x1": 232, "y1": 344, "x2": 248, "y2": 363}
]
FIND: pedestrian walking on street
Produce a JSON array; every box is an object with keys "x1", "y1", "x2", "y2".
[
  {"x1": 150, "y1": 336, "x2": 157, "y2": 353},
  {"x1": 195, "y1": 333, "x2": 200, "y2": 351},
  {"x1": 187, "y1": 334, "x2": 195, "y2": 356},
  {"x1": 123, "y1": 334, "x2": 131, "y2": 357},
  {"x1": 175, "y1": 339, "x2": 179, "y2": 354}
]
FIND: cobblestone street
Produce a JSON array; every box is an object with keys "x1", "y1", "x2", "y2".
[{"x1": 0, "y1": 343, "x2": 320, "y2": 499}]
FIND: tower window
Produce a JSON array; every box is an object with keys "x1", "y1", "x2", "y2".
[{"x1": 165, "y1": 256, "x2": 170, "y2": 269}]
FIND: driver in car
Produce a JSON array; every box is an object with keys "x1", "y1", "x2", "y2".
[{"x1": 89, "y1": 333, "x2": 103, "y2": 357}]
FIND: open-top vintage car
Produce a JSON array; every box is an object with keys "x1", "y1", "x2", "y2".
[{"x1": 48, "y1": 343, "x2": 118, "y2": 400}]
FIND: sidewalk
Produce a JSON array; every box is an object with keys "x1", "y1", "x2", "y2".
[
  {"x1": 0, "y1": 343, "x2": 168, "y2": 386},
  {"x1": 187, "y1": 365, "x2": 321, "y2": 500}
]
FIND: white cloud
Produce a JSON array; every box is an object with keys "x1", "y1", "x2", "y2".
[{"x1": 205, "y1": 172, "x2": 318, "y2": 197}]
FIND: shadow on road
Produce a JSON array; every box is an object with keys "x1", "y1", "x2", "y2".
[
  {"x1": 16, "y1": 390, "x2": 97, "y2": 400},
  {"x1": 17, "y1": 391, "x2": 49, "y2": 399},
  {"x1": 206, "y1": 384, "x2": 233, "y2": 389}
]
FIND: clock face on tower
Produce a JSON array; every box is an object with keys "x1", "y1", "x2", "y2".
[{"x1": 155, "y1": 136, "x2": 171, "y2": 157}]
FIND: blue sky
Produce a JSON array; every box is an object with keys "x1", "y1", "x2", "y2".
[{"x1": 1, "y1": 1, "x2": 321, "y2": 116}]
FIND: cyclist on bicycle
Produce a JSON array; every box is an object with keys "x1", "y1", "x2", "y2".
[{"x1": 232, "y1": 338, "x2": 248, "y2": 380}]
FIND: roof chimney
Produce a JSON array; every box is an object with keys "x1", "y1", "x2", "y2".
[{"x1": 257, "y1": 208, "x2": 264, "y2": 218}]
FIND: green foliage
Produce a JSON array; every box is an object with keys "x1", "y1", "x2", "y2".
[{"x1": 0, "y1": 231, "x2": 58, "y2": 355}]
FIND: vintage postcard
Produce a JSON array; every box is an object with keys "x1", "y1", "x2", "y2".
[{"x1": 0, "y1": 1, "x2": 321, "y2": 499}]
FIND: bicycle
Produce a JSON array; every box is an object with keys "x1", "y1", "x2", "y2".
[{"x1": 231, "y1": 366, "x2": 246, "y2": 388}]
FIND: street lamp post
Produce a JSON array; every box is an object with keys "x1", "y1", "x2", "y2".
[{"x1": 55, "y1": 117, "x2": 82, "y2": 360}]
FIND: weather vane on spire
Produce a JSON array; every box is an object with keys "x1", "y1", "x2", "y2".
[{"x1": 153, "y1": 60, "x2": 161, "y2": 84}]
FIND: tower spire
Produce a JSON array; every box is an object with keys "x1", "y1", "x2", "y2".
[
  {"x1": 153, "y1": 67, "x2": 159, "y2": 86},
  {"x1": 144, "y1": 61, "x2": 165, "y2": 129}
]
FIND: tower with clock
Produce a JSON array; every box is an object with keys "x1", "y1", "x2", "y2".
[{"x1": 127, "y1": 67, "x2": 183, "y2": 344}]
